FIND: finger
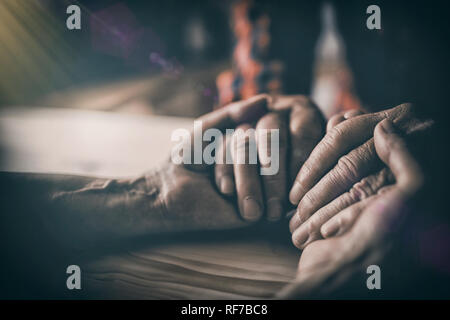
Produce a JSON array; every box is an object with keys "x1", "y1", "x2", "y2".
[
  {"x1": 231, "y1": 124, "x2": 264, "y2": 222},
  {"x1": 256, "y1": 113, "x2": 288, "y2": 221},
  {"x1": 288, "y1": 112, "x2": 385, "y2": 205},
  {"x1": 343, "y1": 109, "x2": 364, "y2": 119},
  {"x1": 347, "y1": 186, "x2": 411, "y2": 248},
  {"x1": 330, "y1": 118, "x2": 425, "y2": 252},
  {"x1": 288, "y1": 104, "x2": 417, "y2": 206},
  {"x1": 289, "y1": 168, "x2": 393, "y2": 234},
  {"x1": 292, "y1": 138, "x2": 382, "y2": 232},
  {"x1": 326, "y1": 109, "x2": 364, "y2": 133},
  {"x1": 199, "y1": 94, "x2": 269, "y2": 131},
  {"x1": 320, "y1": 196, "x2": 376, "y2": 239},
  {"x1": 291, "y1": 193, "x2": 375, "y2": 249},
  {"x1": 268, "y1": 95, "x2": 311, "y2": 111},
  {"x1": 288, "y1": 102, "x2": 325, "y2": 184},
  {"x1": 215, "y1": 134, "x2": 234, "y2": 195},
  {"x1": 326, "y1": 114, "x2": 345, "y2": 133},
  {"x1": 264, "y1": 95, "x2": 325, "y2": 182},
  {"x1": 374, "y1": 119, "x2": 424, "y2": 195},
  {"x1": 181, "y1": 94, "x2": 269, "y2": 171}
]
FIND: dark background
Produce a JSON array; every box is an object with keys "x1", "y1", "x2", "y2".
[{"x1": 1, "y1": 0, "x2": 449, "y2": 119}]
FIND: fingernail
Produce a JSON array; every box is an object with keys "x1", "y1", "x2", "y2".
[
  {"x1": 379, "y1": 119, "x2": 395, "y2": 133},
  {"x1": 289, "y1": 181, "x2": 304, "y2": 205},
  {"x1": 322, "y1": 222, "x2": 339, "y2": 238},
  {"x1": 292, "y1": 229, "x2": 308, "y2": 249},
  {"x1": 243, "y1": 197, "x2": 262, "y2": 221},
  {"x1": 220, "y1": 176, "x2": 234, "y2": 194},
  {"x1": 267, "y1": 199, "x2": 283, "y2": 222}
]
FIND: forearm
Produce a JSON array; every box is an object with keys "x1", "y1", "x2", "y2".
[
  {"x1": 0, "y1": 171, "x2": 166, "y2": 254},
  {"x1": 0, "y1": 170, "x2": 169, "y2": 297}
]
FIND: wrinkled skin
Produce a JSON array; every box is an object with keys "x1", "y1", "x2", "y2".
[
  {"x1": 214, "y1": 95, "x2": 325, "y2": 222},
  {"x1": 288, "y1": 103, "x2": 433, "y2": 249},
  {"x1": 213, "y1": 99, "x2": 432, "y2": 251},
  {"x1": 160, "y1": 94, "x2": 325, "y2": 231},
  {"x1": 153, "y1": 95, "x2": 271, "y2": 232},
  {"x1": 39, "y1": 94, "x2": 325, "y2": 243},
  {"x1": 277, "y1": 119, "x2": 424, "y2": 298},
  {"x1": 155, "y1": 162, "x2": 250, "y2": 231}
]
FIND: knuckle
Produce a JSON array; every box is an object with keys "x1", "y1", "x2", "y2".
[
  {"x1": 364, "y1": 139, "x2": 377, "y2": 161},
  {"x1": 257, "y1": 112, "x2": 283, "y2": 129},
  {"x1": 318, "y1": 135, "x2": 335, "y2": 156},
  {"x1": 337, "y1": 155, "x2": 360, "y2": 182},
  {"x1": 335, "y1": 216, "x2": 345, "y2": 228},
  {"x1": 327, "y1": 125, "x2": 345, "y2": 142},
  {"x1": 295, "y1": 162, "x2": 312, "y2": 185},
  {"x1": 318, "y1": 126, "x2": 342, "y2": 153},
  {"x1": 307, "y1": 219, "x2": 318, "y2": 234},
  {"x1": 327, "y1": 113, "x2": 344, "y2": 127},
  {"x1": 350, "y1": 177, "x2": 375, "y2": 200},
  {"x1": 347, "y1": 188, "x2": 361, "y2": 202},
  {"x1": 299, "y1": 192, "x2": 315, "y2": 217}
]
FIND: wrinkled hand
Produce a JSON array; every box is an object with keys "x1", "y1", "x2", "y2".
[
  {"x1": 288, "y1": 103, "x2": 432, "y2": 249},
  {"x1": 277, "y1": 119, "x2": 424, "y2": 298},
  {"x1": 214, "y1": 95, "x2": 325, "y2": 222},
  {"x1": 156, "y1": 95, "x2": 271, "y2": 232}
]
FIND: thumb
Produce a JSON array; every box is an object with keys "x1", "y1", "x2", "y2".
[
  {"x1": 374, "y1": 119, "x2": 423, "y2": 194},
  {"x1": 198, "y1": 94, "x2": 269, "y2": 131}
]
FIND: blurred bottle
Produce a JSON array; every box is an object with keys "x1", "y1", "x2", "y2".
[
  {"x1": 216, "y1": 0, "x2": 283, "y2": 107},
  {"x1": 311, "y1": 2, "x2": 361, "y2": 119}
]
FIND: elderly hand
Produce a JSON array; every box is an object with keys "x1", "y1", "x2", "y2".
[
  {"x1": 288, "y1": 103, "x2": 433, "y2": 249},
  {"x1": 277, "y1": 119, "x2": 424, "y2": 298},
  {"x1": 213, "y1": 95, "x2": 325, "y2": 222},
  {"x1": 157, "y1": 95, "x2": 272, "y2": 231}
]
